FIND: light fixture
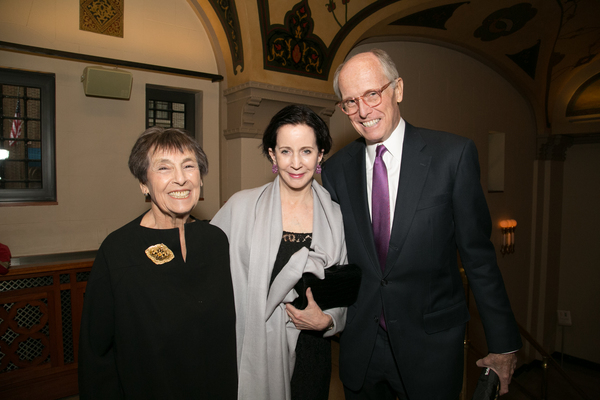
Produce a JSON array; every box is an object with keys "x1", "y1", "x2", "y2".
[
  {"x1": 500, "y1": 219, "x2": 517, "y2": 255},
  {"x1": 0, "y1": 148, "x2": 9, "y2": 160}
]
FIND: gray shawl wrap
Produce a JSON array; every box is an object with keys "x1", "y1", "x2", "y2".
[{"x1": 211, "y1": 177, "x2": 348, "y2": 400}]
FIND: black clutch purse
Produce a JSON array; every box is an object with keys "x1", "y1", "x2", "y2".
[
  {"x1": 472, "y1": 367, "x2": 500, "y2": 400},
  {"x1": 291, "y1": 264, "x2": 361, "y2": 310}
]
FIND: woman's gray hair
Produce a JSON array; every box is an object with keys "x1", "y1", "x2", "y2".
[
  {"x1": 128, "y1": 126, "x2": 208, "y2": 184},
  {"x1": 333, "y1": 49, "x2": 400, "y2": 99}
]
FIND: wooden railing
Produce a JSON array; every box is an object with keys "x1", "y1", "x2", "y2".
[
  {"x1": 515, "y1": 324, "x2": 593, "y2": 400},
  {"x1": 459, "y1": 266, "x2": 592, "y2": 400},
  {"x1": 0, "y1": 258, "x2": 93, "y2": 399}
]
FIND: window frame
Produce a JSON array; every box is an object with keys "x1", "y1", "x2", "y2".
[
  {"x1": 146, "y1": 86, "x2": 196, "y2": 132},
  {"x1": 0, "y1": 68, "x2": 56, "y2": 204}
]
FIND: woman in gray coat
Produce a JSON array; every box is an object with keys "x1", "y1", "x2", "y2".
[{"x1": 211, "y1": 105, "x2": 347, "y2": 400}]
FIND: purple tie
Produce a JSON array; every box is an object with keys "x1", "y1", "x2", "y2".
[
  {"x1": 372, "y1": 145, "x2": 390, "y2": 270},
  {"x1": 372, "y1": 145, "x2": 390, "y2": 330}
]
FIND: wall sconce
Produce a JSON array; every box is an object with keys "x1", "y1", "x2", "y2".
[{"x1": 500, "y1": 219, "x2": 517, "y2": 255}]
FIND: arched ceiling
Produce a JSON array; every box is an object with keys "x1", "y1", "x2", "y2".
[{"x1": 196, "y1": 0, "x2": 600, "y2": 136}]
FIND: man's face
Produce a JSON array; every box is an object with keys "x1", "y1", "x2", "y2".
[{"x1": 337, "y1": 53, "x2": 403, "y2": 145}]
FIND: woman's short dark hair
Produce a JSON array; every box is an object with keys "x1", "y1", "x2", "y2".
[
  {"x1": 128, "y1": 127, "x2": 208, "y2": 184},
  {"x1": 261, "y1": 105, "x2": 333, "y2": 162}
]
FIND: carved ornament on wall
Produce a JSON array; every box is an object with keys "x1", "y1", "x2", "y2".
[{"x1": 80, "y1": 0, "x2": 124, "y2": 38}]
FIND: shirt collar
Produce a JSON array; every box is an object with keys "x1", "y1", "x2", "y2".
[{"x1": 366, "y1": 118, "x2": 405, "y2": 165}]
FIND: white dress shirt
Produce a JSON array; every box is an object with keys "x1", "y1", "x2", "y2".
[{"x1": 365, "y1": 118, "x2": 405, "y2": 231}]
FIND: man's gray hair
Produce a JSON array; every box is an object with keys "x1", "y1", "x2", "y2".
[{"x1": 333, "y1": 48, "x2": 400, "y2": 99}]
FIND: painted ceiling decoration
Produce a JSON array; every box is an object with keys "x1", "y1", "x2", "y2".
[
  {"x1": 254, "y1": 1, "x2": 543, "y2": 81},
  {"x1": 473, "y1": 3, "x2": 537, "y2": 42},
  {"x1": 390, "y1": 2, "x2": 468, "y2": 30},
  {"x1": 325, "y1": 0, "x2": 351, "y2": 28},
  {"x1": 261, "y1": 1, "x2": 327, "y2": 79},
  {"x1": 473, "y1": 2, "x2": 540, "y2": 79},
  {"x1": 203, "y1": 0, "x2": 598, "y2": 131},
  {"x1": 391, "y1": 2, "x2": 541, "y2": 79},
  {"x1": 573, "y1": 53, "x2": 596, "y2": 70},
  {"x1": 258, "y1": 0, "x2": 399, "y2": 80},
  {"x1": 551, "y1": 0, "x2": 598, "y2": 75},
  {"x1": 507, "y1": 40, "x2": 540, "y2": 80},
  {"x1": 80, "y1": 0, "x2": 124, "y2": 38},
  {"x1": 208, "y1": 0, "x2": 244, "y2": 74}
]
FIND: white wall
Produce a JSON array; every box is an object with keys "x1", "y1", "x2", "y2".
[
  {"x1": 0, "y1": 0, "x2": 222, "y2": 256},
  {"x1": 558, "y1": 143, "x2": 600, "y2": 364}
]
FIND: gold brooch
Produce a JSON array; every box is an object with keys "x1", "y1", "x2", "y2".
[{"x1": 145, "y1": 244, "x2": 175, "y2": 265}]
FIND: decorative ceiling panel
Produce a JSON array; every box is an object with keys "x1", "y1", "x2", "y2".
[
  {"x1": 259, "y1": 0, "x2": 400, "y2": 80},
  {"x1": 208, "y1": 0, "x2": 244, "y2": 74},
  {"x1": 390, "y1": 2, "x2": 468, "y2": 30}
]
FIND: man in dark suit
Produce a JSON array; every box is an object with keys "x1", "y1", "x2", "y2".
[{"x1": 322, "y1": 49, "x2": 522, "y2": 399}]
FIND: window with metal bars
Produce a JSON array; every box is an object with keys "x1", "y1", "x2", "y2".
[
  {"x1": 146, "y1": 86, "x2": 195, "y2": 131},
  {"x1": 0, "y1": 68, "x2": 56, "y2": 203}
]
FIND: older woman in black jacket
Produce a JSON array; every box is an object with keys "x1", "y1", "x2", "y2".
[{"x1": 78, "y1": 127, "x2": 237, "y2": 399}]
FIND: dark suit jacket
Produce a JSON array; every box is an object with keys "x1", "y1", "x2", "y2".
[{"x1": 322, "y1": 122, "x2": 521, "y2": 400}]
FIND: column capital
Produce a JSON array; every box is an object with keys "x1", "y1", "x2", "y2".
[{"x1": 536, "y1": 135, "x2": 574, "y2": 161}]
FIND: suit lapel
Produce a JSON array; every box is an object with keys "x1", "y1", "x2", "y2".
[
  {"x1": 385, "y1": 122, "x2": 431, "y2": 275},
  {"x1": 342, "y1": 140, "x2": 381, "y2": 274}
]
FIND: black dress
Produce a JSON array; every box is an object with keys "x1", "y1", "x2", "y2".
[
  {"x1": 271, "y1": 232, "x2": 332, "y2": 400},
  {"x1": 78, "y1": 214, "x2": 237, "y2": 399}
]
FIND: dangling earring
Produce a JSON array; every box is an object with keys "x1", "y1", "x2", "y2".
[
  {"x1": 272, "y1": 164, "x2": 278, "y2": 174},
  {"x1": 316, "y1": 164, "x2": 322, "y2": 174}
]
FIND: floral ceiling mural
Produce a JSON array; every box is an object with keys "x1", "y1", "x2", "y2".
[{"x1": 258, "y1": 0, "x2": 398, "y2": 80}]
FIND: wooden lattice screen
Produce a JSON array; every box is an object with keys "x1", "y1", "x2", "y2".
[{"x1": 0, "y1": 260, "x2": 92, "y2": 399}]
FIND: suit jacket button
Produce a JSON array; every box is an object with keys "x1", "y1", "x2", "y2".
[
  {"x1": 381, "y1": 279, "x2": 388, "y2": 286},
  {"x1": 374, "y1": 316, "x2": 379, "y2": 323}
]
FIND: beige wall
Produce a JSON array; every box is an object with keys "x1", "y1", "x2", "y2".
[
  {"x1": 0, "y1": 0, "x2": 222, "y2": 256},
  {"x1": 558, "y1": 143, "x2": 600, "y2": 364}
]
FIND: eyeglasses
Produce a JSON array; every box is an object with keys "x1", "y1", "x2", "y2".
[{"x1": 336, "y1": 80, "x2": 396, "y2": 115}]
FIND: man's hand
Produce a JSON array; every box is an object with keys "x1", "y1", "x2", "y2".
[
  {"x1": 476, "y1": 352, "x2": 517, "y2": 395},
  {"x1": 285, "y1": 288, "x2": 332, "y2": 331}
]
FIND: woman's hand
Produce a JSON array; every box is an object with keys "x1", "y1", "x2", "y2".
[{"x1": 285, "y1": 287, "x2": 332, "y2": 331}]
